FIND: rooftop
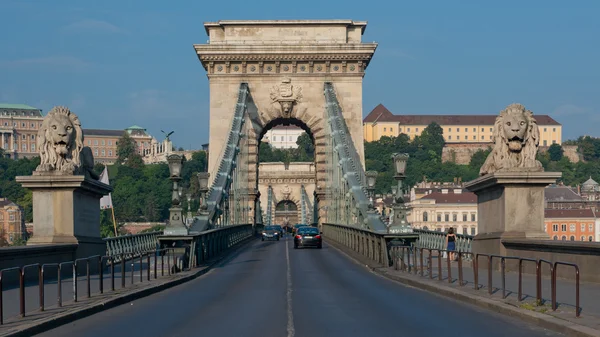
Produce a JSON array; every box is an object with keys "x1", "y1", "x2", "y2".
[
  {"x1": 545, "y1": 186, "x2": 584, "y2": 202},
  {"x1": 363, "y1": 104, "x2": 561, "y2": 126},
  {"x1": 0, "y1": 103, "x2": 40, "y2": 110},
  {"x1": 0, "y1": 198, "x2": 19, "y2": 208},
  {"x1": 545, "y1": 208, "x2": 596, "y2": 218},
  {"x1": 419, "y1": 191, "x2": 477, "y2": 204},
  {"x1": 84, "y1": 129, "x2": 126, "y2": 137},
  {"x1": 203, "y1": 20, "x2": 368, "y2": 34}
]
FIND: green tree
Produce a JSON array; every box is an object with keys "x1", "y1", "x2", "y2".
[
  {"x1": 116, "y1": 132, "x2": 144, "y2": 168},
  {"x1": 296, "y1": 132, "x2": 315, "y2": 161},
  {"x1": 548, "y1": 143, "x2": 564, "y2": 161}
]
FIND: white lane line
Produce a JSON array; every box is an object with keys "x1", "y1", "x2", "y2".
[{"x1": 286, "y1": 238, "x2": 295, "y2": 337}]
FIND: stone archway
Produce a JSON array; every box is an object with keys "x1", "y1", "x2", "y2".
[
  {"x1": 274, "y1": 200, "x2": 299, "y2": 226},
  {"x1": 196, "y1": 20, "x2": 377, "y2": 225}
]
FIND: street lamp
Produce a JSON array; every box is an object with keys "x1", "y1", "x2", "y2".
[
  {"x1": 365, "y1": 171, "x2": 378, "y2": 209},
  {"x1": 197, "y1": 172, "x2": 210, "y2": 214},
  {"x1": 165, "y1": 154, "x2": 188, "y2": 235},
  {"x1": 186, "y1": 192, "x2": 193, "y2": 224},
  {"x1": 390, "y1": 153, "x2": 412, "y2": 233}
]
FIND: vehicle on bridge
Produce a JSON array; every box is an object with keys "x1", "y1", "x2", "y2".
[
  {"x1": 292, "y1": 224, "x2": 309, "y2": 235},
  {"x1": 273, "y1": 225, "x2": 285, "y2": 236},
  {"x1": 262, "y1": 226, "x2": 281, "y2": 241},
  {"x1": 294, "y1": 226, "x2": 322, "y2": 249}
]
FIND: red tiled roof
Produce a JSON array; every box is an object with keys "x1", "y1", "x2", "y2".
[
  {"x1": 363, "y1": 105, "x2": 561, "y2": 126},
  {"x1": 419, "y1": 192, "x2": 477, "y2": 204},
  {"x1": 545, "y1": 209, "x2": 596, "y2": 219}
]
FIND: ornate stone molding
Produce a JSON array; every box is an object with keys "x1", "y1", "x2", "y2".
[{"x1": 198, "y1": 53, "x2": 374, "y2": 62}]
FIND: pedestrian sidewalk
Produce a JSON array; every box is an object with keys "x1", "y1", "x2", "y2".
[{"x1": 388, "y1": 255, "x2": 600, "y2": 333}]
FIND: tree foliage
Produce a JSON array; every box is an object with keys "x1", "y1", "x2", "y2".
[
  {"x1": 116, "y1": 132, "x2": 144, "y2": 168},
  {"x1": 258, "y1": 132, "x2": 315, "y2": 163},
  {"x1": 548, "y1": 143, "x2": 564, "y2": 161}
]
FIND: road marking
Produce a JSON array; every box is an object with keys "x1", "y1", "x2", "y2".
[{"x1": 286, "y1": 239, "x2": 295, "y2": 337}]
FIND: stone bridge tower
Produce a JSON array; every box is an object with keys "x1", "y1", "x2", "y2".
[{"x1": 194, "y1": 20, "x2": 377, "y2": 223}]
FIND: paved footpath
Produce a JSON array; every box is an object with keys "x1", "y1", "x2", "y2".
[{"x1": 388, "y1": 253, "x2": 600, "y2": 333}]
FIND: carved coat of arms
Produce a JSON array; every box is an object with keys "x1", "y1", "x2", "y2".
[
  {"x1": 281, "y1": 184, "x2": 291, "y2": 200},
  {"x1": 269, "y1": 78, "x2": 302, "y2": 117}
]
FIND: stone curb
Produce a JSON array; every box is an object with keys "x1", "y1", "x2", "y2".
[
  {"x1": 325, "y1": 240, "x2": 600, "y2": 337},
  {"x1": 0, "y1": 237, "x2": 257, "y2": 337}
]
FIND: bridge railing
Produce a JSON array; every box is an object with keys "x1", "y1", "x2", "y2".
[
  {"x1": 322, "y1": 223, "x2": 390, "y2": 265},
  {"x1": 412, "y1": 229, "x2": 473, "y2": 254},
  {"x1": 104, "y1": 231, "x2": 163, "y2": 263}
]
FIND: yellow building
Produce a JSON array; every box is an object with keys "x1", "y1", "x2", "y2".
[{"x1": 363, "y1": 104, "x2": 562, "y2": 146}]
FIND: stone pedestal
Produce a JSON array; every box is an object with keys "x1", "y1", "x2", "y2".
[
  {"x1": 464, "y1": 172, "x2": 561, "y2": 257},
  {"x1": 16, "y1": 174, "x2": 112, "y2": 258}
]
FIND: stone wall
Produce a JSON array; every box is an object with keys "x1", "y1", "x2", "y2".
[
  {"x1": 442, "y1": 143, "x2": 582, "y2": 164},
  {"x1": 442, "y1": 143, "x2": 491, "y2": 164}
]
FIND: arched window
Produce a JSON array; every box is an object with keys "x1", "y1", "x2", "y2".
[
  {"x1": 561, "y1": 236, "x2": 566, "y2": 241},
  {"x1": 423, "y1": 212, "x2": 428, "y2": 222},
  {"x1": 553, "y1": 235, "x2": 558, "y2": 240},
  {"x1": 589, "y1": 236, "x2": 594, "y2": 242},
  {"x1": 581, "y1": 236, "x2": 586, "y2": 241},
  {"x1": 570, "y1": 236, "x2": 575, "y2": 241}
]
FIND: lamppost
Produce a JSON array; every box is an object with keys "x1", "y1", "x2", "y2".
[
  {"x1": 197, "y1": 172, "x2": 209, "y2": 214},
  {"x1": 186, "y1": 192, "x2": 193, "y2": 224},
  {"x1": 165, "y1": 154, "x2": 188, "y2": 235},
  {"x1": 365, "y1": 171, "x2": 378, "y2": 209},
  {"x1": 390, "y1": 153, "x2": 411, "y2": 233}
]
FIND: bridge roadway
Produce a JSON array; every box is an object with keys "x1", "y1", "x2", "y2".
[{"x1": 38, "y1": 236, "x2": 563, "y2": 337}]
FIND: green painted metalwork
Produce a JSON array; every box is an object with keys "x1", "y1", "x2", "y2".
[
  {"x1": 323, "y1": 83, "x2": 386, "y2": 232},
  {"x1": 300, "y1": 185, "x2": 312, "y2": 225},
  {"x1": 194, "y1": 83, "x2": 251, "y2": 230},
  {"x1": 412, "y1": 229, "x2": 473, "y2": 253},
  {"x1": 104, "y1": 231, "x2": 163, "y2": 262},
  {"x1": 266, "y1": 185, "x2": 274, "y2": 226}
]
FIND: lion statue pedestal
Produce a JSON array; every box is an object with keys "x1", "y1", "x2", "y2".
[
  {"x1": 16, "y1": 106, "x2": 111, "y2": 259},
  {"x1": 464, "y1": 104, "x2": 561, "y2": 260}
]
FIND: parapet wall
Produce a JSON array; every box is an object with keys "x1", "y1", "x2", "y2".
[{"x1": 442, "y1": 143, "x2": 581, "y2": 165}]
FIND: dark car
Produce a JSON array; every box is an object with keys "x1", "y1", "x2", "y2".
[
  {"x1": 294, "y1": 227, "x2": 322, "y2": 249},
  {"x1": 261, "y1": 226, "x2": 281, "y2": 241},
  {"x1": 292, "y1": 224, "x2": 308, "y2": 235},
  {"x1": 273, "y1": 225, "x2": 285, "y2": 237}
]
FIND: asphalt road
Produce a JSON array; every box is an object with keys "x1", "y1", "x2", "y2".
[{"x1": 37, "y1": 236, "x2": 564, "y2": 337}]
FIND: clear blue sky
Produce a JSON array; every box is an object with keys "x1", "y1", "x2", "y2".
[{"x1": 1, "y1": 0, "x2": 598, "y2": 148}]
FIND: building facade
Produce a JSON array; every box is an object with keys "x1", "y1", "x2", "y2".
[
  {"x1": 544, "y1": 209, "x2": 596, "y2": 242},
  {"x1": 0, "y1": 104, "x2": 44, "y2": 159},
  {"x1": 363, "y1": 104, "x2": 562, "y2": 146},
  {"x1": 85, "y1": 126, "x2": 155, "y2": 164},
  {"x1": 407, "y1": 189, "x2": 478, "y2": 235},
  {"x1": 262, "y1": 126, "x2": 305, "y2": 149},
  {"x1": 0, "y1": 198, "x2": 26, "y2": 246}
]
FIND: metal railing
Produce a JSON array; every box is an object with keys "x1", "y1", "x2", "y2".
[
  {"x1": 322, "y1": 223, "x2": 389, "y2": 265},
  {"x1": 104, "y1": 231, "x2": 163, "y2": 262},
  {"x1": 412, "y1": 229, "x2": 473, "y2": 253},
  {"x1": 390, "y1": 247, "x2": 581, "y2": 318}
]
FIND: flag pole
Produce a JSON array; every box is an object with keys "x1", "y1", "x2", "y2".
[{"x1": 111, "y1": 207, "x2": 118, "y2": 237}]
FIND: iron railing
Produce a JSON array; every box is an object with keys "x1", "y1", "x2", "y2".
[
  {"x1": 412, "y1": 229, "x2": 473, "y2": 253},
  {"x1": 104, "y1": 231, "x2": 163, "y2": 262}
]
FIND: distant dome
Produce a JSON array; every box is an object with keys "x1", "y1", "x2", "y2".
[{"x1": 582, "y1": 177, "x2": 599, "y2": 192}]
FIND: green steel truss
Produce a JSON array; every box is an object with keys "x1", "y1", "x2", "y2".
[
  {"x1": 323, "y1": 83, "x2": 386, "y2": 232},
  {"x1": 300, "y1": 184, "x2": 312, "y2": 225},
  {"x1": 266, "y1": 185, "x2": 274, "y2": 226}
]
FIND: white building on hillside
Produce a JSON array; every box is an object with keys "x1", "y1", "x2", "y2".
[{"x1": 262, "y1": 126, "x2": 304, "y2": 149}]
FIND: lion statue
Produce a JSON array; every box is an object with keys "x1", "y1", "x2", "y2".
[
  {"x1": 35, "y1": 106, "x2": 98, "y2": 179},
  {"x1": 479, "y1": 103, "x2": 544, "y2": 176}
]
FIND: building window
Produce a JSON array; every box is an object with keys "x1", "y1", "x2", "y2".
[
  {"x1": 581, "y1": 224, "x2": 586, "y2": 231},
  {"x1": 490, "y1": 135, "x2": 493, "y2": 140},
  {"x1": 589, "y1": 224, "x2": 594, "y2": 231},
  {"x1": 448, "y1": 136, "x2": 452, "y2": 140},
  {"x1": 108, "y1": 140, "x2": 112, "y2": 145},
  {"x1": 553, "y1": 235, "x2": 558, "y2": 240},
  {"x1": 456, "y1": 128, "x2": 459, "y2": 132},
  {"x1": 473, "y1": 136, "x2": 476, "y2": 140},
  {"x1": 88, "y1": 140, "x2": 91, "y2": 145},
  {"x1": 416, "y1": 128, "x2": 419, "y2": 132},
  {"x1": 470, "y1": 228, "x2": 475, "y2": 235},
  {"x1": 9, "y1": 214, "x2": 15, "y2": 221},
  {"x1": 561, "y1": 224, "x2": 567, "y2": 231},
  {"x1": 407, "y1": 128, "x2": 411, "y2": 132},
  {"x1": 437, "y1": 214, "x2": 442, "y2": 222},
  {"x1": 481, "y1": 128, "x2": 484, "y2": 132},
  {"x1": 581, "y1": 236, "x2": 586, "y2": 241},
  {"x1": 22, "y1": 122, "x2": 26, "y2": 127},
  {"x1": 31, "y1": 123, "x2": 35, "y2": 128},
  {"x1": 102, "y1": 150, "x2": 106, "y2": 156},
  {"x1": 561, "y1": 236, "x2": 566, "y2": 241},
  {"x1": 544, "y1": 128, "x2": 547, "y2": 132},
  {"x1": 462, "y1": 213, "x2": 467, "y2": 222},
  {"x1": 569, "y1": 224, "x2": 576, "y2": 232},
  {"x1": 31, "y1": 135, "x2": 35, "y2": 140},
  {"x1": 553, "y1": 128, "x2": 556, "y2": 132},
  {"x1": 448, "y1": 128, "x2": 451, "y2": 133},
  {"x1": 383, "y1": 127, "x2": 387, "y2": 132},
  {"x1": 473, "y1": 128, "x2": 476, "y2": 132},
  {"x1": 31, "y1": 144, "x2": 35, "y2": 151},
  {"x1": 543, "y1": 140, "x2": 547, "y2": 146},
  {"x1": 481, "y1": 136, "x2": 484, "y2": 140},
  {"x1": 109, "y1": 150, "x2": 113, "y2": 156},
  {"x1": 589, "y1": 236, "x2": 593, "y2": 242},
  {"x1": 570, "y1": 236, "x2": 575, "y2": 241},
  {"x1": 451, "y1": 214, "x2": 456, "y2": 222},
  {"x1": 101, "y1": 140, "x2": 105, "y2": 145},
  {"x1": 457, "y1": 136, "x2": 460, "y2": 140},
  {"x1": 22, "y1": 144, "x2": 26, "y2": 150},
  {"x1": 94, "y1": 149, "x2": 98, "y2": 156},
  {"x1": 22, "y1": 135, "x2": 26, "y2": 139},
  {"x1": 390, "y1": 128, "x2": 393, "y2": 133},
  {"x1": 94, "y1": 140, "x2": 98, "y2": 146},
  {"x1": 445, "y1": 214, "x2": 449, "y2": 222},
  {"x1": 552, "y1": 224, "x2": 558, "y2": 231},
  {"x1": 471, "y1": 214, "x2": 476, "y2": 222},
  {"x1": 423, "y1": 212, "x2": 428, "y2": 222},
  {"x1": 399, "y1": 128, "x2": 403, "y2": 132},
  {"x1": 552, "y1": 140, "x2": 556, "y2": 144},
  {"x1": 465, "y1": 128, "x2": 468, "y2": 132}
]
